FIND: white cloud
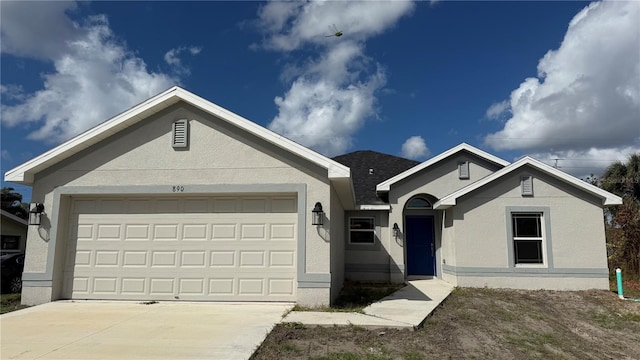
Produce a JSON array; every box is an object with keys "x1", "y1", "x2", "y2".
[
  {"x1": 485, "y1": 100, "x2": 510, "y2": 121},
  {"x1": 255, "y1": 1, "x2": 414, "y2": 51},
  {"x1": 1, "y1": 6, "x2": 185, "y2": 144},
  {"x1": 1, "y1": 150, "x2": 11, "y2": 161},
  {"x1": 401, "y1": 136, "x2": 430, "y2": 160},
  {"x1": 484, "y1": 0, "x2": 640, "y2": 170},
  {"x1": 255, "y1": 1, "x2": 415, "y2": 156},
  {"x1": 0, "y1": 1, "x2": 79, "y2": 60},
  {"x1": 528, "y1": 145, "x2": 640, "y2": 178},
  {"x1": 164, "y1": 46, "x2": 202, "y2": 75},
  {"x1": 0, "y1": 84, "x2": 25, "y2": 102}
]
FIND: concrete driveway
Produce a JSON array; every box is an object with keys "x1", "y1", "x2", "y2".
[{"x1": 1, "y1": 301, "x2": 293, "y2": 360}]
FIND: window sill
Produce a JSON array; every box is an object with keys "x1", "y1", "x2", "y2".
[{"x1": 514, "y1": 264, "x2": 547, "y2": 269}]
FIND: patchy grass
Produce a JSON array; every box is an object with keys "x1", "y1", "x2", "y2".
[
  {"x1": 293, "y1": 282, "x2": 404, "y2": 313},
  {"x1": 611, "y1": 277, "x2": 640, "y2": 299},
  {"x1": 252, "y1": 288, "x2": 640, "y2": 360},
  {"x1": 1, "y1": 293, "x2": 28, "y2": 314}
]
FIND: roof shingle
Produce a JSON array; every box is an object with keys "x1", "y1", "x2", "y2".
[{"x1": 333, "y1": 150, "x2": 420, "y2": 205}]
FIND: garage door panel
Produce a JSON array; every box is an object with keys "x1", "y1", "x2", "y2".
[
  {"x1": 180, "y1": 251, "x2": 207, "y2": 267},
  {"x1": 182, "y1": 224, "x2": 208, "y2": 240},
  {"x1": 269, "y1": 279, "x2": 295, "y2": 295},
  {"x1": 65, "y1": 195, "x2": 297, "y2": 301},
  {"x1": 121, "y1": 278, "x2": 146, "y2": 294},
  {"x1": 123, "y1": 251, "x2": 147, "y2": 267},
  {"x1": 93, "y1": 277, "x2": 118, "y2": 294},
  {"x1": 94, "y1": 250, "x2": 119, "y2": 266},
  {"x1": 125, "y1": 224, "x2": 150, "y2": 240}
]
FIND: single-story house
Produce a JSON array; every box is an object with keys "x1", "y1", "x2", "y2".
[
  {"x1": 1, "y1": 209, "x2": 28, "y2": 252},
  {"x1": 4, "y1": 87, "x2": 622, "y2": 306}
]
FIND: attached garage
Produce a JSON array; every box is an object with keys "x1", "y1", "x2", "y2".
[
  {"x1": 6, "y1": 87, "x2": 354, "y2": 307},
  {"x1": 62, "y1": 195, "x2": 298, "y2": 301}
]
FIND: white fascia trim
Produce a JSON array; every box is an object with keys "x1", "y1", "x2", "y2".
[
  {"x1": 376, "y1": 143, "x2": 510, "y2": 192},
  {"x1": 4, "y1": 87, "x2": 350, "y2": 184},
  {"x1": 4, "y1": 87, "x2": 181, "y2": 184},
  {"x1": 434, "y1": 156, "x2": 623, "y2": 209},
  {"x1": 175, "y1": 89, "x2": 350, "y2": 179},
  {"x1": 0, "y1": 209, "x2": 28, "y2": 226},
  {"x1": 359, "y1": 204, "x2": 391, "y2": 210}
]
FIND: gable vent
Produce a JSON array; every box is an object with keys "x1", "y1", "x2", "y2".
[
  {"x1": 172, "y1": 119, "x2": 189, "y2": 148},
  {"x1": 521, "y1": 176, "x2": 533, "y2": 196},
  {"x1": 458, "y1": 161, "x2": 470, "y2": 179}
]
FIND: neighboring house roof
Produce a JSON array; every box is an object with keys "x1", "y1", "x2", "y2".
[
  {"x1": 434, "y1": 156, "x2": 623, "y2": 209},
  {"x1": 4, "y1": 86, "x2": 351, "y2": 185},
  {"x1": 333, "y1": 151, "x2": 420, "y2": 207},
  {"x1": 376, "y1": 143, "x2": 510, "y2": 192},
  {"x1": 1, "y1": 209, "x2": 28, "y2": 226}
]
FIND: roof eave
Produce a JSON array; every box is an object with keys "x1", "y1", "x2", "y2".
[
  {"x1": 4, "y1": 86, "x2": 351, "y2": 185},
  {"x1": 603, "y1": 196, "x2": 623, "y2": 206},
  {"x1": 434, "y1": 157, "x2": 624, "y2": 209},
  {"x1": 376, "y1": 143, "x2": 510, "y2": 192}
]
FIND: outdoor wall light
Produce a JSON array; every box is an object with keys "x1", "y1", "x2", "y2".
[
  {"x1": 312, "y1": 202, "x2": 324, "y2": 226},
  {"x1": 393, "y1": 223, "x2": 400, "y2": 237},
  {"x1": 29, "y1": 203, "x2": 45, "y2": 226}
]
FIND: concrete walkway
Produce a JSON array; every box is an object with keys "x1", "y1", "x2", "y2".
[{"x1": 283, "y1": 279, "x2": 454, "y2": 330}]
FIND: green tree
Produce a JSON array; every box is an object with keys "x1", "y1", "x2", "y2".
[
  {"x1": 600, "y1": 154, "x2": 640, "y2": 279},
  {"x1": 1, "y1": 187, "x2": 28, "y2": 220}
]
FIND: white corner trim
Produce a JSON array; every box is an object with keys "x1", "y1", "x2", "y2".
[
  {"x1": 376, "y1": 143, "x2": 510, "y2": 192},
  {"x1": 434, "y1": 156, "x2": 623, "y2": 209},
  {"x1": 4, "y1": 87, "x2": 350, "y2": 184}
]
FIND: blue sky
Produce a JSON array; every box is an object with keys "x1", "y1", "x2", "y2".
[{"x1": 2, "y1": 1, "x2": 639, "y2": 202}]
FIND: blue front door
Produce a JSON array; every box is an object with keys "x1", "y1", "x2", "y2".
[{"x1": 405, "y1": 215, "x2": 436, "y2": 276}]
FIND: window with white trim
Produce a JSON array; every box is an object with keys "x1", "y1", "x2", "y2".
[
  {"x1": 349, "y1": 217, "x2": 375, "y2": 244},
  {"x1": 512, "y1": 213, "x2": 544, "y2": 265}
]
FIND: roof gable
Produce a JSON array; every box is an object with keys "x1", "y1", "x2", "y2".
[
  {"x1": 376, "y1": 143, "x2": 510, "y2": 192},
  {"x1": 333, "y1": 150, "x2": 419, "y2": 206},
  {"x1": 434, "y1": 156, "x2": 623, "y2": 208},
  {"x1": 4, "y1": 87, "x2": 350, "y2": 184},
  {"x1": 1, "y1": 209, "x2": 28, "y2": 226}
]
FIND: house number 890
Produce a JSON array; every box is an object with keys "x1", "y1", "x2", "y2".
[{"x1": 172, "y1": 186, "x2": 185, "y2": 192}]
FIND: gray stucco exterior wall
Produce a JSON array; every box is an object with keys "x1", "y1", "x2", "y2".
[
  {"x1": 21, "y1": 102, "x2": 338, "y2": 306},
  {"x1": 444, "y1": 166, "x2": 609, "y2": 290}
]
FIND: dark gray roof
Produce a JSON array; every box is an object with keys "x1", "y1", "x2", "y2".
[{"x1": 333, "y1": 150, "x2": 420, "y2": 205}]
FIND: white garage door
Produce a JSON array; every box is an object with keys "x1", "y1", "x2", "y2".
[{"x1": 62, "y1": 195, "x2": 297, "y2": 301}]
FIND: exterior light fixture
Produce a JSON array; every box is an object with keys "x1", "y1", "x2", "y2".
[
  {"x1": 393, "y1": 223, "x2": 400, "y2": 237},
  {"x1": 29, "y1": 203, "x2": 45, "y2": 226},
  {"x1": 312, "y1": 202, "x2": 324, "y2": 226}
]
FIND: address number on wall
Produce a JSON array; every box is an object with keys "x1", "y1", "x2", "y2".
[{"x1": 172, "y1": 185, "x2": 185, "y2": 192}]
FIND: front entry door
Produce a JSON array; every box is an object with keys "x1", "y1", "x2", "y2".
[{"x1": 405, "y1": 215, "x2": 436, "y2": 276}]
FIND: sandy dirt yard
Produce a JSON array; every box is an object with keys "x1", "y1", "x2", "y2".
[{"x1": 252, "y1": 288, "x2": 640, "y2": 359}]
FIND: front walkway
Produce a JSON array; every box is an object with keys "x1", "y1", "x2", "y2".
[{"x1": 283, "y1": 279, "x2": 454, "y2": 330}]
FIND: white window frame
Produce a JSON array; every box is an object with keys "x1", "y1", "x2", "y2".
[
  {"x1": 511, "y1": 212, "x2": 545, "y2": 267},
  {"x1": 348, "y1": 217, "x2": 376, "y2": 245}
]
